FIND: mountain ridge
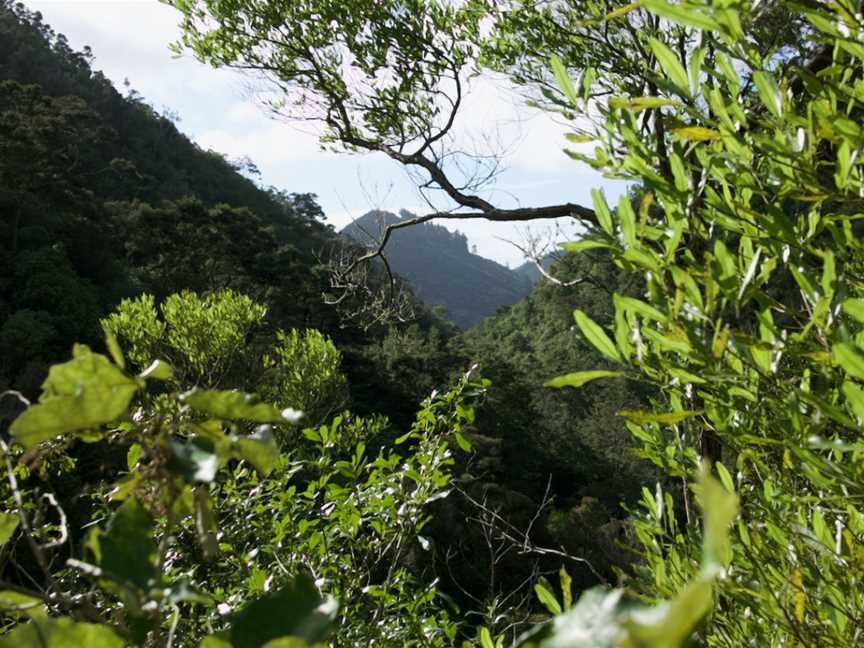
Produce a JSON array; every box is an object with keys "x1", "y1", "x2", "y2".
[{"x1": 341, "y1": 210, "x2": 536, "y2": 328}]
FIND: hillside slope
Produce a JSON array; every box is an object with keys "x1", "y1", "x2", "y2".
[{"x1": 342, "y1": 210, "x2": 533, "y2": 328}]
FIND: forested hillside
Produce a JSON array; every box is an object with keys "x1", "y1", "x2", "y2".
[
  {"x1": 342, "y1": 210, "x2": 534, "y2": 328},
  {"x1": 4, "y1": 1, "x2": 864, "y2": 647}
]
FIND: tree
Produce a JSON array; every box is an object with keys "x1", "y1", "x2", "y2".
[{"x1": 170, "y1": 1, "x2": 864, "y2": 645}]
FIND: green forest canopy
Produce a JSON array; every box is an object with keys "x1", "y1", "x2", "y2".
[{"x1": 3, "y1": 0, "x2": 864, "y2": 646}]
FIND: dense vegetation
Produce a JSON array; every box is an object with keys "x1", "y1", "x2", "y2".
[{"x1": 3, "y1": 0, "x2": 864, "y2": 646}]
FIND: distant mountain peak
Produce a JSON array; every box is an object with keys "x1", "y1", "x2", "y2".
[{"x1": 341, "y1": 210, "x2": 533, "y2": 328}]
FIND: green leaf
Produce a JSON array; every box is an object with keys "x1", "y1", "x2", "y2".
[
  {"x1": 561, "y1": 239, "x2": 614, "y2": 253},
  {"x1": 9, "y1": 351, "x2": 138, "y2": 448},
  {"x1": 843, "y1": 298, "x2": 864, "y2": 323},
  {"x1": 139, "y1": 358, "x2": 173, "y2": 381},
  {"x1": 560, "y1": 567, "x2": 573, "y2": 612},
  {"x1": 182, "y1": 389, "x2": 302, "y2": 424},
  {"x1": 834, "y1": 343, "x2": 864, "y2": 380},
  {"x1": 618, "y1": 410, "x2": 702, "y2": 425},
  {"x1": 86, "y1": 499, "x2": 160, "y2": 590},
  {"x1": 550, "y1": 55, "x2": 578, "y2": 105},
  {"x1": 227, "y1": 574, "x2": 337, "y2": 648},
  {"x1": 480, "y1": 627, "x2": 495, "y2": 648},
  {"x1": 126, "y1": 443, "x2": 142, "y2": 471},
  {"x1": 535, "y1": 581, "x2": 562, "y2": 615},
  {"x1": 0, "y1": 618, "x2": 124, "y2": 648},
  {"x1": 649, "y1": 38, "x2": 690, "y2": 96},
  {"x1": 672, "y1": 126, "x2": 722, "y2": 141},
  {"x1": 235, "y1": 425, "x2": 280, "y2": 476},
  {"x1": 641, "y1": 0, "x2": 719, "y2": 30},
  {"x1": 591, "y1": 189, "x2": 614, "y2": 236},
  {"x1": 104, "y1": 333, "x2": 125, "y2": 370},
  {"x1": 694, "y1": 468, "x2": 739, "y2": 570},
  {"x1": 753, "y1": 71, "x2": 782, "y2": 117},
  {"x1": 614, "y1": 295, "x2": 667, "y2": 322},
  {"x1": 454, "y1": 430, "x2": 472, "y2": 452},
  {"x1": 169, "y1": 438, "x2": 219, "y2": 483},
  {"x1": 842, "y1": 381, "x2": 864, "y2": 421},
  {"x1": 194, "y1": 486, "x2": 219, "y2": 560},
  {"x1": 545, "y1": 370, "x2": 624, "y2": 389},
  {"x1": 0, "y1": 590, "x2": 47, "y2": 619},
  {"x1": 573, "y1": 310, "x2": 621, "y2": 362},
  {"x1": 0, "y1": 513, "x2": 19, "y2": 547}
]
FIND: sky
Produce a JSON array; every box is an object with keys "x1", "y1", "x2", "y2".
[{"x1": 21, "y1": 0, "x2": 625, "y2": 266}]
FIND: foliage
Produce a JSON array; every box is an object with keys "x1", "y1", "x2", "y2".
[
  {"x1": 536, "y1": 1, "x2": 864, "y2": 645},
  {"x1": 0, "y1": 290, "x2": 488, "y2": 646},
  {"x1": 260, "y1": 328, "x2": 348, "y2": 429}
]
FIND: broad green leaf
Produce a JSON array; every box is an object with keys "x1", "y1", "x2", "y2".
[
  {"x1": 618, "y1": 410, "x2": 702, "y2": 425},
  {"x1": 235, "y1": 425, "x2": 280, "y2": 476},
  {"x1": 182, "y1": 389, "x2": 302, "y2": 424},
  {"x1": 227, "y1": 574, "x2": 337, "y2": 648},
  {"x1": 127, "y1": 443, "x2": 142, "y2": 471},
  {"x1": 535, "y1": 581, "x2": 562, "y2": 615},
  {"x1": 169, "y1": 438, "x2": 219, "y2": 483},
  {"x1": 0, "y1": 618, "x2": 123, "y2": 648},
  {"x1": 0, "y1": 590, "x2": 46, "y2": 619},
  {"x1": 649, "y1": 38, "x2": 690, "y2": 96},
  {"x1": 139, "y1": 358, "x2": 173, "y2": 380},
  {"x1": 86, "y1": 498, "x2": 160, "y2": 590},
  {"x1": 0, "y1": 513, "x2": 18, "y2": 547},
  {"x1": 546, "y1": 370, "x2": 624, "y2": 389},
  {"x1": 573, "y1": 310, "x2": 621, "y2": 362},
  {"x1": 9, "y1": 351, "x2": 138, "y2": 448},
  {"x1": 834, "y1": 343, "x2": 864, "y2": 380}
]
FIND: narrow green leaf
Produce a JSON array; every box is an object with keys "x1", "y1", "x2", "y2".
[
  {"x1": 534, "y1": 581, "x2": 562, "y2": 616},
  {"x1": 649, "y1": 38, "x2": 690, "y2": 96},
  {"x1": 843, "y1": 298, "x2": 864, "y2": 323},
  {"x1": 753, "y1": 71, "x2": 782, "y2": 117},
  {"x1": 842, "y1": 381, "x2": 864, "y2": 421},
  {"x1": 573, "y1": 310, "x2": 622, "y2": 362},
  {"x1": 618, "y1": 410, "x2": 702, "y2": 425},
  {"x1": 834, "y1": 343, "x2": 864, "y2": 380},
  {"x1": 480, "y1": 627, "x2": 495, "y2": 648},
  {"x1": 592, "y1": 189, "x2": 614, "y2": 236},
  {"x1": 551, "y1": 55, "x2": 578, "y2": 105},
  {"x1": 672, "y1": 126, "x2": 722, "y2": 141},
  {"x1": 546, "y1": 370, "x2": 624, "y2": 389},
  {"x1": 642, "y1": 0, "x2": 719, "y2": 30},
  {"x1": 561, "y1": 239, "x2": 614, "y2": 253}
]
